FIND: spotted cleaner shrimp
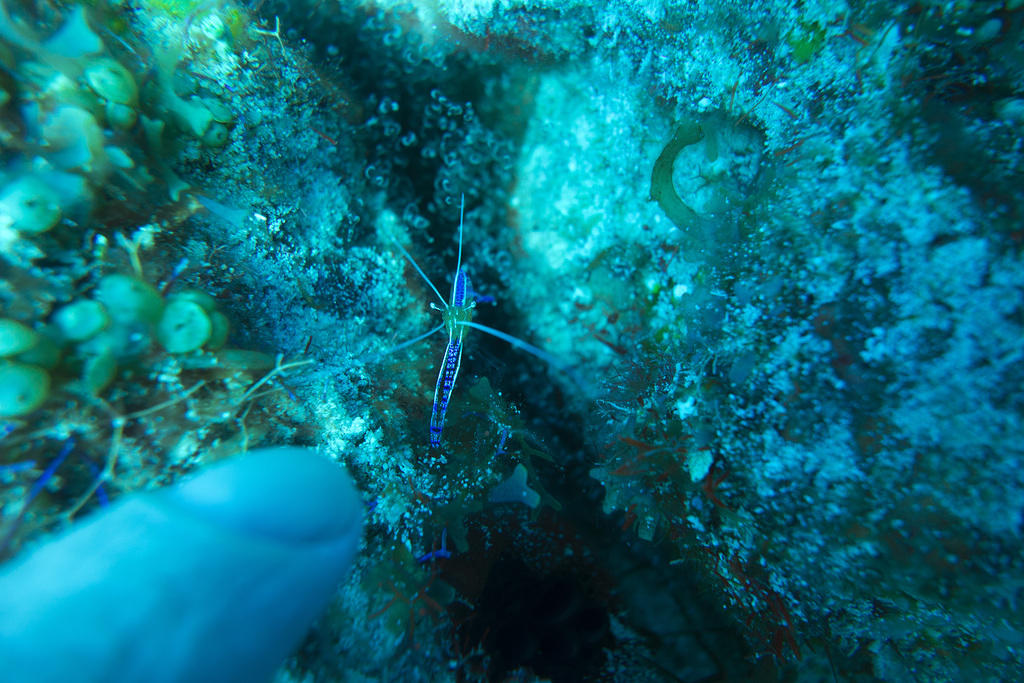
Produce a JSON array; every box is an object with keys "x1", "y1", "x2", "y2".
[{"x1": 384, "y1": 196, "x2": 572, "y2": 448}]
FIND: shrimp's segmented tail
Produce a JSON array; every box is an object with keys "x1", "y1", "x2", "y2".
[{"x1": 429, "y1": 330, "x2": 465, "y2": 448}]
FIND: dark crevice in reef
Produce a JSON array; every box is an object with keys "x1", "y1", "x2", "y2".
[{"x1": 248, "y1": 4, "x2": 753, "y2": 679}]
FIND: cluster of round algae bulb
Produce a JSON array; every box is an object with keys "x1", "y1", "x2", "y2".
[
  {"x1": 154, "y1": 289, "x2": 231, "y2": 354},
  {"x1": 81, "y1": 349, "x2": 117, "y2": 395},
  {"x1": 0, "y1": 177, "x2": 61, "y2": 234},
  {"x1": 169, "y1": 289, "x2": 229, "y2": 350},
  {"x1": 84, "y1": 57, "x2": 138, "y2": 130},
  {"x1": 201, "y1": 98, "x2": 234, "y2": 148},
  {"x1": 94, "y1": 273, "x2": 164, "y2": 325},
  {"x1": 0, "y1": 362, "x2": 50, "y2": 418},
  {"x1": 0, "y1": 319, "x2": 39, "y2": 357},
  {"x1": 157, "y1": 297, "x2": 212, "y2": 354},
  {"x1": 53, "y1": 299, "x2": 110, "y2": 342}
]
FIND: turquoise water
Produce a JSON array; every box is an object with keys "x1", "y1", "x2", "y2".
[{"x1": 1, "y1": 1, "x2": 1022, "y2": 680}]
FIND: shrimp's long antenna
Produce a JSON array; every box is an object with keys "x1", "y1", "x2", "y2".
[
  {"x1": 456, "y1": 321, "x2": 588, "y2": 391},
  {"x1": 452, "y1": 194, "x2": 465, "y2": 305},
  {"x1": 390, "y1": 238, "x2": 447, "y2": 307},
  {"x1": 456, "y1": 321, "x2": 566, "y2": 370},
  {"x1": 375, "y1": 323, "x2": 446, "y2": 360}
]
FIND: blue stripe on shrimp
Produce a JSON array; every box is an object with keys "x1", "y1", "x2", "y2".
[{"x1": 430, "y1": 333, "x2": 464, "y2": 448}]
